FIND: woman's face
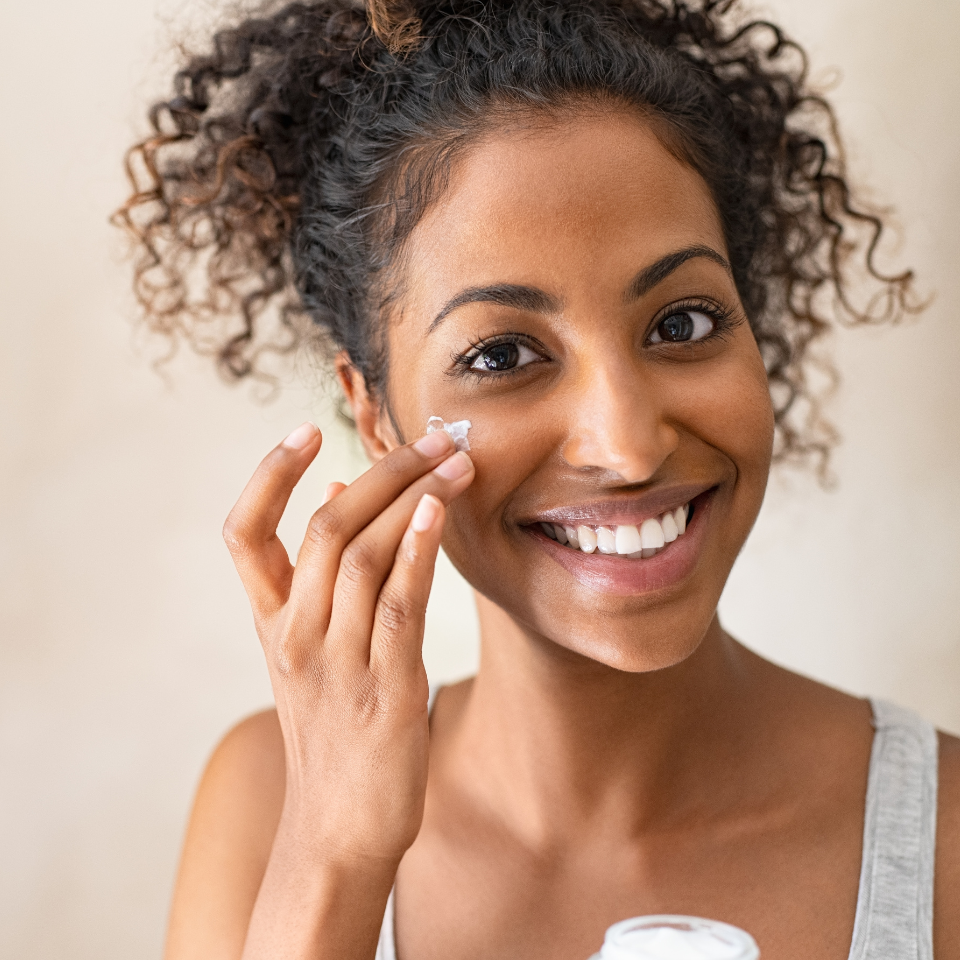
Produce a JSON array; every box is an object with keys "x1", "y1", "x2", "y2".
[{"x1": 373, "y1": 107, "x2": 774, "y2": 672}]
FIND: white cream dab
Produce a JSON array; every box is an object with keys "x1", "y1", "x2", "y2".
[{"x1": 426, "y1": 416, "x2": 472, "y2": 452}]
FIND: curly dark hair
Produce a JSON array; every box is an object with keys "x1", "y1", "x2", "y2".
[{"x1": 115, "y1": 0, "x2": 917, "y2": 470}]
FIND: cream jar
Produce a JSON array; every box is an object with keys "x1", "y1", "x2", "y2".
[{"x1": 589, "y1": 915, "x2": 759, "y2": 960}]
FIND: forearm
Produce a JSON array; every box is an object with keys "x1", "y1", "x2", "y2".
[
  {"x1": 216, "y1": 427, "x2": 461, "y2": 959},
  {"x1": 241, "y1": 818, "x2": 398, "y2": 960}
]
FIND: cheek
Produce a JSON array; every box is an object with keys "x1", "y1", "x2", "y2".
[
  {"x1": 388, "y1": 376, "x2": 557, "y2": 554},
  {"x1": 397, "y1": 380, "x2": 553, "y2": 479},
  {"x1": 439, "y1": 405, "x2": 556, "y2": 537},
  {"x1": 666, "y1": 339, "x2": 775, "y2": 479},
  {"x1": 728, "y1": 351, "x2": 776, "y2": 475}
]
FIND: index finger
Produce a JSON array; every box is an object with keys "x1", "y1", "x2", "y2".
[{"x1": 292, "y1": 428, "x2": 456, "y2": 589}]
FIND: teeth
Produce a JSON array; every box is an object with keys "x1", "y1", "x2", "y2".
[
  {"x1": 661, "y1": 511, "x2": 679, "y2": 543},
  {"x1": 596, "y1": 526, "x2": 617, "y2": 554},
  {"x1": 674, "y1": 505, "x2": 687, "y2": 535},
  {"x1": 615, "y1": 524, "x2": 642, "y2": 555},
  {"x1": 540, "y1": 503, "x2": 691, "y2": 559},
  {"x1": 639, "y1": 517, "x2": 665, "y2": 549}
]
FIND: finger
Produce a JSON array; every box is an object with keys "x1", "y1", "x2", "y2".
[
  {"x1": 287, "y1": 429, "x2": 456, "y2": 626},
  {"x1": 323, "y1": 481, "x2": 347, "y2": 505},
  {"x1": 293, "y1": 482, "x2": 348, "y2": 565},
  {"x1": 294, "y1": 430, "x2": 455, "y2": 576},
  {"x1": 222, "y1": 422, "x2": 322, "y2": 615},
  {"x1": 369, "y1": 494, "x2": 444, "y2": 677},
  {"x1": 318, "y1": 450, "x2": 473, "y2": 662}
]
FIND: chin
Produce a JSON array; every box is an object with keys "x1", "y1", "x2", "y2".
[{"x1": 542, "y1": 603, "x2": 716, "y2": 673}]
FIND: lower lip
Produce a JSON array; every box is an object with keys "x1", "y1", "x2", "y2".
[{"x1": 525, "y1": 492, "x2": 714, "y2": 597}]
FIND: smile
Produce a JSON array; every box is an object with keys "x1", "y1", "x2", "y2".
[
  {"x1": 523, "y1": 489, "x2": 714, "y2": 596},
  {"x1": 537, "y1": 504, "x2": 691, "y2": 560}
]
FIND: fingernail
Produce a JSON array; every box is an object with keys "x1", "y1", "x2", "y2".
[
  {"x1": 413, "y1": 430, "x2": 453, "y2": 457},
  {"x1": 282, "y1": 422, "x2": 320, "y2": 450},
  {"x1": 433, "y1": 451, "x2": 472, "y2": 481},
  {"x1": 411, "y1": 494, "x2": 441, "y2": 533}
]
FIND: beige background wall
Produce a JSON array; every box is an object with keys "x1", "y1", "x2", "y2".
[{"x1": 1, "y1": 0, "x2": 958, "y2": 956}]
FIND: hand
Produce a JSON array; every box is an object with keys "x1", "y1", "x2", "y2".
[{"x1": 222, "y1": 422, "x2": 475, "y2": 869}]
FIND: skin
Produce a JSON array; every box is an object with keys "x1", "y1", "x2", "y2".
[{"x1": 163, "y1": 109, "x2": 960, "y2": 960}]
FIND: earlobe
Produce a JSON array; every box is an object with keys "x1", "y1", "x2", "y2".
[{"x1": 334, "y1": 352, "x2": 396, "y2": 462}]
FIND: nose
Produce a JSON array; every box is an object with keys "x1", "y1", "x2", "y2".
[{"x1": 560, "y1": 357, "x2": 679, "y2": 484}]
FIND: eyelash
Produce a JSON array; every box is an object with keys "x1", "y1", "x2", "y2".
[
  {"x1": 650, "y1": 298, "x2": 741, "y2": 346},
  {"x1": 449, "y1": 298, "x2": 742, "y2": 381},
  {"x1": 449, "y1": 333, "x2": 549, "y2": 381}
]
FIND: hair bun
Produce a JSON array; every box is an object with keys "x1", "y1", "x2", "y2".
[{"x1": 367, "y1": 0, "x2": 422, "y2": 54}]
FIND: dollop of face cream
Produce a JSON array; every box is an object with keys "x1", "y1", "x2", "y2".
[
  {"x1": 593, "y1": 917, "x2": 759, "y2": 960},
  {"x1": 426, "y1": 416, "x2": 472, "y2": 452}
]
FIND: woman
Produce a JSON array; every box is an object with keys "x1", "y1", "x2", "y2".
[{"x1": 118, "y1": 1, "x2": 959, "y2": 957}]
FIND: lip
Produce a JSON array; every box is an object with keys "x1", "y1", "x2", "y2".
[
  {"x1": 521, "y1": 482, "x2": 713, "y2": 529},
  {"x1": 524, "y1": 488, "x2": 715, "y2": 597}
]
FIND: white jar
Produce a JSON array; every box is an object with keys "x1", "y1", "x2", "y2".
[{"x1": 589, "y1": 915, "x2": 759, "y2": 960}]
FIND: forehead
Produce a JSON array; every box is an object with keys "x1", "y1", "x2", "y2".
[{"x1": 399, "y1": 108, "x2": 728, "y2": 320}]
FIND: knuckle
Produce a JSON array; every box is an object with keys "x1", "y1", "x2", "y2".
[
  {"x1": 353, "y1": 676, "x2": 382, "y2": 717},
  {"x1": 348, "y1": 674, "x2": 395, "y2": 724},
  {"x1": 221, "y1": 513, "x2": 251, "y2": 556},
  {"x1": 378, "y1": 448, "x2": 414, "y2": 481},
  {"x1": 338, "y1": 537, "x2": 380, "y2": 585},
  {"x1": 376, "y1": 586, "x2": 417, "y2": 635},
  {"x1": 395, "y1": 534, "x2": 421, "y2": 566},
  {"x1": 271, "y1": 630, "x2": 319, "y2": 680},
  {"x1": 303, "y1": 505, "x2": 343, "y2": 552},
  {"x1": 271, "y1": 640, "x2": 299, "y2": 676}
]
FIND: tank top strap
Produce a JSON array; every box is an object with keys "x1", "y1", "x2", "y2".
[
  {"x1": 376, "y1": 887, "x2": 397, "y2": 960},
  {"x1": 375, "y1": 683, "x2": 441, "y2": 960},
  {"x1": 427, "y1": 682, "x2": 440, "y2": 715},
  {"x1": 848, "y1": 698, "x2": 938, "y2": 960}
]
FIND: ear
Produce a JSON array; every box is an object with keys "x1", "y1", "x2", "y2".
[{"x1": 335, "y1": 352, "x2": 398, "y2": 462}]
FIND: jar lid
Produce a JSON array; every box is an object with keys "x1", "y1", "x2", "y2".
[{"x1": 589, "y1": 915, "x2": 759, "y2": 960}]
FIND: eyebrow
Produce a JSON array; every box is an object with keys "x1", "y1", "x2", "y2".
[
  {"x1": 426, "y1": 244, "x2": 731, "y2": 334},
  {"x1": 427, "y1": 284, "x2": 559, "y2": 334},
  {"x1": 624, "y1": 245, "x2": 732, "y2": 302}
]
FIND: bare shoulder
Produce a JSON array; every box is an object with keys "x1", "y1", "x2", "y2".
[
  {"x1": 164, "y1": 709, "x2": 286, "y2": 960},
  {"x1": 205, "y1": 708, "x2": 285, "y2": 796},
  {"x1": 935, "y1": 729, "x2": 960, "y2": 960},
  {"x1": 194, "y1": 708, "x2": 286, "y2": 856}
]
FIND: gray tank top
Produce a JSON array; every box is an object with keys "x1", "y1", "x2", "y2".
[{"x1": 376, "y1": 695, "x2": 938, "y2": 960}]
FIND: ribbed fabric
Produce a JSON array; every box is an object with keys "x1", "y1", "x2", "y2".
[
  {"x1": 376, "y1": 696, "x2": 939, "y2": 960},
  {"x1": 848, "y1": 699, "x2": 938, "y2": 960}
]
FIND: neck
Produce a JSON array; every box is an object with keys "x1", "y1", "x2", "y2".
[{"x1": 440, "y1": 593, "x2": 771, "y2": 848}]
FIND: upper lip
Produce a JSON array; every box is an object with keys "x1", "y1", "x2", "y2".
[{"x1": 519, "y1": 483, "x2": 714, "y2": 528}]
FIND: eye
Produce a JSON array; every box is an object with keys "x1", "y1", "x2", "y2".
[
  {"x1": 469, "y1": 340, "x2": 541, "y2": 372},
  {"x1": 648, "y1": 310, "x2": 715, "y2": 344}
]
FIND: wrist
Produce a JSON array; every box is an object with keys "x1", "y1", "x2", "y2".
[
  {"x1": 274, "y1": 798, "x2": 407, "y2": 879},
  {"x1": 243, "y1": 822, "x2": 399, "y2": 960}
]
